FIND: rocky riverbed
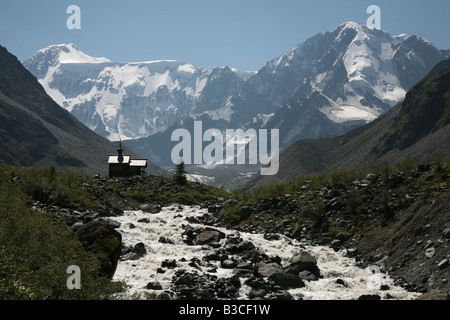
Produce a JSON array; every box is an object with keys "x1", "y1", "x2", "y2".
[
  {"x1": 111, "y1": 204, "x2": 421, "y2": 300},
  {"x1": 26, "y1": 164, "x2": 448, "y2": 299}
]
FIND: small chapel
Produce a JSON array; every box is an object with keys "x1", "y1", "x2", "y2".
[{"x1": 108, "y1": 140, "x2": 147, "y2": 177}]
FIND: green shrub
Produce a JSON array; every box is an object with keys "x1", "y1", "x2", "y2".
[
  {"x1": 249, "y1": 182, "x2": 287, "y2": 200},
  {"x1": 54, "y1": 186, "x2": 71, "y2": 206},
  {"x1": 329, "y1": 169, "x2": 365, "y2": 186},
  {"x1": 0, "y1": 182, "x2": 124, "y2": 299},
  {"x1": 22, "y1": 179, "x2": 46, "y2": 201},
  {"x1": 394, "y1": 159, "x2": 415, "y2": 172},
  {"x1": 219, "y1": 204, "x2": 242, "y2": 224}
]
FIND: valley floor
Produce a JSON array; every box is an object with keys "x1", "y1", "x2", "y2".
[{"x1": 0, "y1": 161, "x2": 448, "y2": 299}]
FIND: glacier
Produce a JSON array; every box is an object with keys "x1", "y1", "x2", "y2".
[{"x1": 23, "y1": 43, "x2": 254, "y2": 141}]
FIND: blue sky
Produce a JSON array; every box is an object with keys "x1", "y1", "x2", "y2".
[{"x1": 1, "y1": 0, "x2": 449, "y2": 71}]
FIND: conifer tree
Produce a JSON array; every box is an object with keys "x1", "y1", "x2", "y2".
[{"x1": 173, "y1": 159, "x2": 188, "y2": 185}]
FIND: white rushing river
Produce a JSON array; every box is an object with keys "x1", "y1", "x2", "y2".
[{"x1": 112, "y1": 204, "x2": 420, "y2": 300}]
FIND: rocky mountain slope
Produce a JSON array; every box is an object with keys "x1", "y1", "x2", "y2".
[
  {"x1": 227, "y1": 22, "x2": 444, "y2": 141},
  {"x1": 212, "y1": 163, "x2": 450, "y2": 297},
  {"x1": 249, "y1": 58, "x2": 450, "y2": 187},
  {"x1": 0, "y1": 45, "x2": 165, "y2": 176}
]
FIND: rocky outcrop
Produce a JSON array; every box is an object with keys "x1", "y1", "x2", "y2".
[{"x1": 75, "y1": 220, "x2": 122, "y2": 279}]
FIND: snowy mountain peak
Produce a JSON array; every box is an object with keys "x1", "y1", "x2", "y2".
[
  {"x1": 23, "y1": 22, "x2": 446, "y2": 157},
  {"x1": 35, "y1": 43, "x2": 111, "y2": 64},
  {"x1": 24, "y1": 43, "x2": 112, "y2": 79},
  {"x1": 338, "y1": 21, "x2": 364, "y2": 31},
  {"x1": 222, "y1": 21, "x2": 445, "y2": 149},
  {"x1": 23, "y1": 44, "x2": 252, "y2": 141}
]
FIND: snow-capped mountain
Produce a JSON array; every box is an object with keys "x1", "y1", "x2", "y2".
[
  {"x1": 122, "y1": 22, "x2": 447, "y2": 172},
  {"x1": 220, "y1": 22, "x2": 445, "y2": 144},
  {"x1": 23, "y1": 43, "x2": 254, "y2": 141},
  {"x1": 23, "y1": 22, "x2": 447, "y2": 185}
]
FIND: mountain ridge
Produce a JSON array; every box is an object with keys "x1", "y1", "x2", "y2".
[
  {"x1": 23, "y1": 44, "x2": 255, "y2": 141},
  {"x1": 24, "y1": 22, "x2": 446, "y2": 148},
  {"x1": 111, "y1": 22, "x2": 447, "y2": 174},
  {"x1": 248, "y1": 58, "x2": 450, "y2": 187}
]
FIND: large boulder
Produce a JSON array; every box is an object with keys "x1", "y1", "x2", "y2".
[
  {"x1": 196, "y1": 229, "x2": 225, "y2": 245},
  {"x1": 268, "y1": 272, "x2": 305, "y2": 289},
  {"x1": 285, "y1": 251, "x2": 321, "y2": 278},
  {"x1": 255, "y1": 262, "x2": 284, "y2": 277},
  {"x1": 141, "y1": 203, "x2": 162, "y2": 214},
  {"x1": 75, "y1": 220, "x2": 122, "y2": 279}
]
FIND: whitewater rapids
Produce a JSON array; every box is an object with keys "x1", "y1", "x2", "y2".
[{"x1": 112, "y1": 204, "x2": 420, "y2": 300}]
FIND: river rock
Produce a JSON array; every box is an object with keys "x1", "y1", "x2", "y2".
[
  {"x1": 358, "y1": 294, "x2": 381, "y2": 300},
  {"x1": 181, "y1": 225, "x2": 203, "y2": 245},
  {"x1": 121, "y1": 242, "x2": 147, "y2": 261},
  {"x1": 171, "y1": 270, "x2": 217, "y2": 299},
  {"x1": 299, "y1": 270, "x2": 319, "y2": 281},
  {"x1": 162, "y1": 259, "x2": 177, "y2": 269},
  {"x1": 244, "y1": 276, "x2": 267, "y2": 289},
  {"x1": 255, "y1": 262, "x2": 284, "y2": 277},
  {"x1": 330, "y1": 239, "x2": 342, "y2": 249},
  {"x1": 264, "y1": 233, "x2": 281, "y2": 241},
  {"x1": 146, "y1": 281, "x2": 163, "y2": 290},
  {"x1": 270, "y1": 290, "x2": 295, "y2": 300},
  {"x1": 97, "y1": 217, "x2": 121, "y2": 228},
  {"x1": 156, "y1": 292, "x2": 172, "y2": 300},
  {"x1": 141, "y1": 204, "x2": 162, "y2": 214},
  {"x1": 158, "y1": 236, "x2": 175, "y2": 244},
  {"x1": 268, "y1": 272, "x2": 305, "y2": 289},
  {"x1": 285, "y1": 251, "x2": 320, "y2": 277},
  {"x1": 335, "y1": 278, "x2": 347, "y2": 287},
  {"x1": 174, "y1": 272, "x2": 195, "y2": 286},
  {"x1": 248, "y1": 288, "x2": 267, "y2": 299},
  {"x1": 109, "y1": 206, "x2": 124, "y2": 217},
  {"x1": 221, "y1": 259, "x2": 237, "y2": 269},
  {"x1": 236, "y1": 262, "x2": 254, "y2": 270},
  {"x1": 196, "y1": 229, "x2": 225, "y2": 245},
  {"x1": 215, "y1": 277, "x2": 239, "y2": 299},
  {"x1": 238, "y1": 241, "x2": 256, "y2": 252},
  {"x1": 207, "y1": 205, "x2": 222, "y2": 213},
  {"x1": 134, "y1": 242, "x2": 147, "y2": 256}
]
